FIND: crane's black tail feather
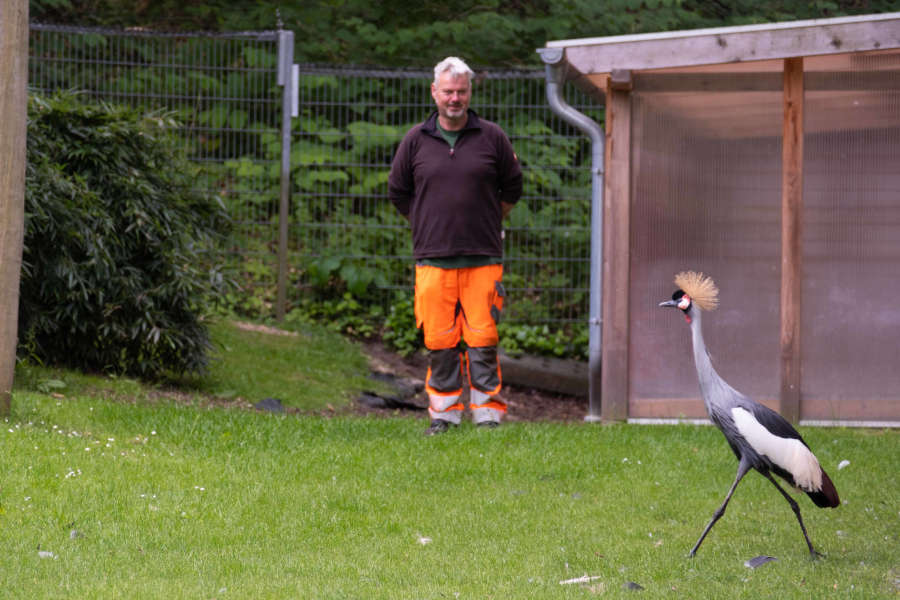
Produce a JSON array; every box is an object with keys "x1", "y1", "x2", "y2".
[{"x1": 808, "y1": 468, "x2": 840, "y2": 508}]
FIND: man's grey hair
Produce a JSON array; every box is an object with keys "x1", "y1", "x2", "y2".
[{"x1": 433, "y1": 56, "x2": 474, "y2": 86}]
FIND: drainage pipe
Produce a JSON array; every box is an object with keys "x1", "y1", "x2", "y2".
[{"x1": 537, "y1": 48, "x2": 606, "y2": 422}]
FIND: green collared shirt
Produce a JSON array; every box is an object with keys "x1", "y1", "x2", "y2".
[
  {"x1": 417, "y1": 255, "x2": 502, "y2": 269},
  {"x1": 436, "y1": 122, "x2": 462, "y2": 148}
]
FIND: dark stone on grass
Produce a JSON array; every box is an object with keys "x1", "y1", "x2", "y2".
[
  {"x1": 254, "y1": 397, "x2": 285, "y2": 413},
  {"x1": 367, "y1": 371, "x2": 423, "y2": 399},
  {"x1": 623, "y1": 581, "x2": 644, "y2": 591},
  {"x1": 357, "y1": 391, "x2": 426, "y2": 411}
]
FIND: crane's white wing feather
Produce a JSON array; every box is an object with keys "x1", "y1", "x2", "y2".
[{"x1": 731, "y1": 406, "x2": 823, "y2": 492}]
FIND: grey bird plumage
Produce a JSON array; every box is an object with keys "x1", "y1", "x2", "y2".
[{"x1": 660, "y1": 271, "x2": 839, "y2": 559}]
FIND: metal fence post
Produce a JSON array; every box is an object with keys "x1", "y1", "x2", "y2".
[{"x1": 276, "y1": 29, "x2": 295, "y2": 321}]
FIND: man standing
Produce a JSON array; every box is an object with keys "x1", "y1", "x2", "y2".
[{"x1": 389, "y1": 56, "x2": 522, "y2": 435}]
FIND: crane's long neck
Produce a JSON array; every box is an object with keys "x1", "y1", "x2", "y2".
[{"x1": 686, "y1": 308, "x2": 724, "y2": 411}]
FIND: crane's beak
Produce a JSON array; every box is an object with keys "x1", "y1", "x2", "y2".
[{"x1": 660, "y1": 297, "x2": 692, "y2": 323}]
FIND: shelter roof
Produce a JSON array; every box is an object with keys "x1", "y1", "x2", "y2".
[{"x1": 539, "y1": 12, "x2": 900, "y2": 139}]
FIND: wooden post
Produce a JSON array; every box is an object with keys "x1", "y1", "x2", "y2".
[
  {"x1": 0, "y1": 0, "x2": 29, "y2": 416},
  {"x1": 779, "y1": 57, "x2": 804, "y2": 424},
  {"x1": 600, "y1": 72, "x2": 632, "y2": 423}
]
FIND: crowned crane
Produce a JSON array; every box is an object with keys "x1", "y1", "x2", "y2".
[{"x1": 659, "y1": 271, "x2": 840, "y2": 559}]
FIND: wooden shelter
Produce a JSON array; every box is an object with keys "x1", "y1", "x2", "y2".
[{"x1": 539, "y1": 13, "x2": 900, "y2": 425}]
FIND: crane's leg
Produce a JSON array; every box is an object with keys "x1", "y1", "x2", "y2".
[
  {"x1": 762, "y1": 472, "x2": 822, "y2": 559},
  {"x1": 690, "y1": 459, "x2": 752, "y2": 557}
]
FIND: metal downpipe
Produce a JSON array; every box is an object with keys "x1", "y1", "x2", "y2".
[{"x1": 538, "y1": 49, "x2": 606, "y2": 422}]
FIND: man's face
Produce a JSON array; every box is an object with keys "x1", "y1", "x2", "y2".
[{"x1": 431, "y1": 72, "x2": 471, "y2": 124}]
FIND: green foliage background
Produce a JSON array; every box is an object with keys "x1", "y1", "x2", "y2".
[
  {"x1": 29, "y1": 0, "x2": 899, "y2": 67},
  {"x1": 21, "y1": 92, "x2": 232, "y2": 377}
]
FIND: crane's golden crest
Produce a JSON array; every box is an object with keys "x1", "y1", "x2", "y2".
[{"x1": 674, "y1": 271, "x2": 719, "y2": 311}]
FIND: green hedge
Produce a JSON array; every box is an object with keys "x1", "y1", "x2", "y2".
[{"x1": 20, "y1": 92, "x2": 232, "y2": 377}]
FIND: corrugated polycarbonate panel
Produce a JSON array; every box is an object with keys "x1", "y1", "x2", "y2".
[
  {"x1": 628, "y1": 64, "x2": 783, "y2": 419},
  {"x1": 800, "y1": 51, "x2": 900, "y2": 421}
]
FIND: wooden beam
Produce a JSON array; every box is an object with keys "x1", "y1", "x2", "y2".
[
  {"x1": 779, "y1": 57, "x2": 804, "y2": 424},
  {"x1": 600, "y1": 75, "x2": 632, "y2": 423},
  {"x1": 630, "y1": 70, "x2": 900, "y2": 93},
  {"x1": 609, "y1": 69, "x2": 633, "y2": 91},
  {"x1": 499, "y1": 352, "x2": 588, "y2": 397},
  {"x1": 550, "y1": 13, "x2": 900, "y2": 76}
]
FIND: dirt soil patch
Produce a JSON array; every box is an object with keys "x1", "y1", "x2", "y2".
[
  {"x1": 357, "y1": 341, "x2": 588, "y2": 423},
  {"x1": 225, "y1": 322, "x2": 588, "y2": 422}
]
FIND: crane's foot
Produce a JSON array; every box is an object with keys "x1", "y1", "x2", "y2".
[{"x1": 809, "y1": 548, "x2": 825, "y2": 561}]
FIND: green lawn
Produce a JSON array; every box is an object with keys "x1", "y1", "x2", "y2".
[{"x1": 3, "y1": 321, "x2": 898, "y2": 598}]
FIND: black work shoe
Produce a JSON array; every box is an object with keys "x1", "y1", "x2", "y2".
[
  {"x1": 424, "y1": 420, "x2": 455, "y2": 436},
  {"x1": 476, "y1": 421, "x2": 500, "y2": 429}
]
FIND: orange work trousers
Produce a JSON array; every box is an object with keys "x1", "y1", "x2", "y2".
[
  {"x1": 415, "y1": 264, "x2": 506, "y2": 423},
  {"x1": 414, "y1": 263, "x2": 504, "y2": 351}
]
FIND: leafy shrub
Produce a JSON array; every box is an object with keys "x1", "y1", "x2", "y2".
[
  {"x1": 381, "y1": 291, "x2": 421, "y2": 357},
  {"x1": 498, "y1": 322, "x2": 588, "y2": 361},
  {"x1": 20, "y1": 92, "x2": 231, "y2": 377},
  {"x1": 284, "y1": 293, "x2": 383, "y2": 340}
]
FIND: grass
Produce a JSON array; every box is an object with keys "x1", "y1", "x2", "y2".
[
  {"x1": 3, "y1": 320, "x2": 898, "y2": 598},
  {"x1": 14, "y1": 321, "x2": 384, "y2": 411},
  {"x1": 186, "y1": 321, "x2": 381, "y2": 408}
]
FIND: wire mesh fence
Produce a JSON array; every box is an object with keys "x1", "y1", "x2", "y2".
[
  {"x1": 28, "y1": 24, "x2": 284, "y2": 262},
  {"x1": 28, "y1": 24, "x2": 599, "y2": 333}
]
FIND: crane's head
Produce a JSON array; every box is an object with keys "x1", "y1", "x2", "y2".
[{"x1": 659, "y1": 271, "x2": 718, "y2": 323}]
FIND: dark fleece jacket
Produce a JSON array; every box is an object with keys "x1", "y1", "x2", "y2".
[{"x1": 388, "y1": 110, "x2": 522, "y2": 260}]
